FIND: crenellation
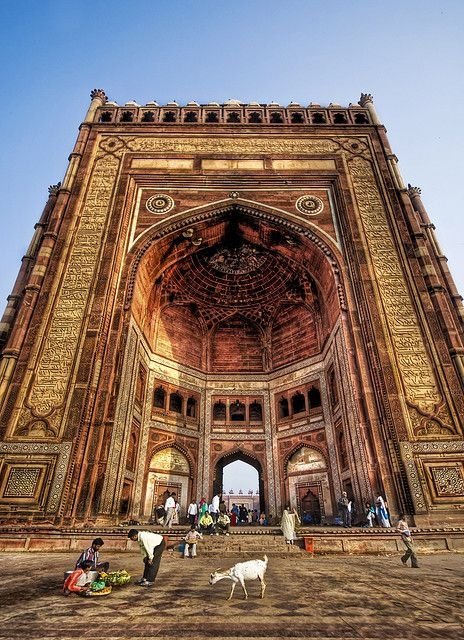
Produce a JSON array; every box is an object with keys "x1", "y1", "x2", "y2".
[{"x1": 94, "y1": 100, "x2": 372, "y2": 126}]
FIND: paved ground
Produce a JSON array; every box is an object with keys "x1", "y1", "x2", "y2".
[{"x1": 0, "y1": 550, "x2": 463, "y2": 639}]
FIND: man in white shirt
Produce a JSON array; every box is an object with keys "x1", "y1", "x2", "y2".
[
  {"x1": 128, "y1": 529, "x2": 165, "y2": 586},
  {"x1": 211, "y1": 493, "x2": 220, "y2": 524},
  {"x1": 164, "y1": 492, "x2": 176, "y2": 528},
  {"x1": 187, "y1": 500, "x2": 198, "y2": 527}
]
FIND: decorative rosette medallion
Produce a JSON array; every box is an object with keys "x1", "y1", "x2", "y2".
[
  {"x1": 146, "y1": 194, "x2": 174, "y2": 215},
  {"x1": 295, "y1": 195, "x2": 324, "y2": 216}
]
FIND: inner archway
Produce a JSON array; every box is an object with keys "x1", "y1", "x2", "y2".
[
  {"x1": 109, "y1": 201, "x2": 366, "y2": 523},
  {"x1": 213, "y1": 451, "x2": 265, "y2": 514}
]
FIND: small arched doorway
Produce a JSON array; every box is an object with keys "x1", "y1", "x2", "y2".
[
  {"x1": 213, "y1": 451, "x2": 265, "y2": 514},
  {"x1": 286, "y1": 446, "x2": 332, "y2": 524},
  {"x1": 144, "y1": 447, "x2": 191, "y2": 519}
]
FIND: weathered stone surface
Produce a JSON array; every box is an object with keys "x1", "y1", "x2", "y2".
[{"x1": 0, "y1": 551, "x2": 463, "y2": 639}]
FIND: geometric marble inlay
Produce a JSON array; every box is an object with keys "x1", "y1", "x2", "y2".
[
  {"x1": 431, "y1": 466, "x2": 464, "y2": 496},
  {"x1": 3, "y1": 467, "x2": 41, "y2": 497}
]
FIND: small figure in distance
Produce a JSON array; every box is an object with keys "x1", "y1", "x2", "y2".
[
  {"x1": 338, "y1": 491, "x2": 351, "y2": 528},
  {"x1": 187, "y1": 498, "x2": 198, "y2": 527},
  {"x1": 217, "y1": 511, "x2": 231, "y2": 535},
  {"x1": 164, "y1": 492, "x2": 176, "y2": 528},
  {"x1": 376, "y1": 495, "x2": 391, "y2": 527},
  {"x1": 397, "y1": 514, "x2": 419, "y2": 568},
  {"x1": 199, "y1": 510, "x2": 215, "y2": 535},
  {"x1": 364, "y1": 502, "x2": 376, "y2": 528},
  {"x1": 281, "y1": 506, "x2": 300, "y2": 544}
]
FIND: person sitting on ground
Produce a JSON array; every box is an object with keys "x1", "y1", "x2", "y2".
[
  {"x1": 216, "y1": 512, "x2": 231, "y2": 535},
  {"x1": 75, "y1": 537, "x2": 109, "y2": 572},
  {"x1": 199, "y1": 510, "x2": 215, "y2": 534},
  {"x1": 63, "y1": 560, "x2": 93, "y2": 595},
  {"x1": 258, "y1": 512, "x2": 266, "y2": 526},
  {"x1": 155, "y1": 503, "x2": 166, "y2": 525},
  {"x1": 184, "y1": 526, "x2": 202, "y2": 558}
]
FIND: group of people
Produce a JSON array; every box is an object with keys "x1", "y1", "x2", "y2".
[
  {"x1": 63, "y1": 501, "x2": 419, "y2": 595},
  {"x1": 155, "y1": 491, "x2": 272, "y2": 530},
  {"x1": 63, "y1": 537, "x2": 110, "y2": 595},
  {"x1": 338, "y1": 492, "x2": 392, "y2": 528}
]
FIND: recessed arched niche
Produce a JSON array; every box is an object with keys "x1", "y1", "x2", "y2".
[{"x1": 130, "y1": 208, "x2": 340, "y2": 374}]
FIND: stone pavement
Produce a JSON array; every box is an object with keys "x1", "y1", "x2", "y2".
[{"x1": 0, "y1": 550, "x2": 463, "y2": 639}]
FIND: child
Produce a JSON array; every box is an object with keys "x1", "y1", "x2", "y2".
[{"x1": 63, "y1": 560, "x2": 93, "y2": 595}]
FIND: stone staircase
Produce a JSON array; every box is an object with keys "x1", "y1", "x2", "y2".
[{"x1": 167, "y1": 526, "x2": 308, "y2": 558}]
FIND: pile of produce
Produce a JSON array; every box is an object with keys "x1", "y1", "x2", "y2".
[
  {"x1": 87, "y1": 581, "x2": 112, "y2": 596},
  {"x1": 100, "y1": 570, "x2": 131, "y2": 586}
]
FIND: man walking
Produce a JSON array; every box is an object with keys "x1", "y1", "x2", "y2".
[
  {"x1": 128, "y1": 529, "x2": 166, "y2": 586},
  {"x1": 397, "y1": 515, "x2": 419, "y2": 568},
  {"x1": 164, "y1": 492, "x2": 176, "y2": 528}
]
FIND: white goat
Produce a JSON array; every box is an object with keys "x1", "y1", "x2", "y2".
[{"x1": 209, "y1": 555, "x2": 268, "y2": 600}]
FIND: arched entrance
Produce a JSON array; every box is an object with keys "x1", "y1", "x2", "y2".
[
  {"x1": 286, "y1": 446, "x2": 332, "y2": 524},
  {"x1": 144, "y1": 447, "x2": 191, "y2": 519},
  {"x1": 100, "y1": 201, "x2": 375, "y2": 524},
  {"x1": 213, "y1": 451, "x2": 265, "y2": 514}
]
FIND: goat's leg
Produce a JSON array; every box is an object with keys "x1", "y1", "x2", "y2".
[
  {"x1": 227, "y1": 582, "x2": 236, "y2": 601},
  {"x1": 238, "y1": 576, "x2": 248, "y2": 599},
  {"x1": 259, "y1": 575, "x2": 266, "y2": 598}
]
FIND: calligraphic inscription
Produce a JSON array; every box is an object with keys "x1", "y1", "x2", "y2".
[
  {"x1": 150, "y1": 447, "x2": 190, "y2": 474},
  {"x1": 18, "y1": 154, "x2": 121, "y2": 429},
  {"x1": 3, "y1": 467, "x2": 41, "y2": 498},
  {"x1": 431, "y1": 466, "x2": 464, "y2": 496},
  {"x1": 126, "y1": 136, "x2": 339, "y2": 156},
  {"x1": 348, "y1": 157, "x2": 449, "y2": 429},
  {"x1": 287, "y1": 446, "x2": 326, "y2": 473}
]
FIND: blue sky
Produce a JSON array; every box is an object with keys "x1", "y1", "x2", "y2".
[
  {"x1": 0, "y1": 1, "x2": 462, "y2": 305},
  {"x1": 0, "y1": 2, "x2": 463, "y2": 491}
]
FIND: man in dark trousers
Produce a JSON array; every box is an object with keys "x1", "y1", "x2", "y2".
[{"x1": 128, "y1": 529, "x2": 166, "y2": 586}]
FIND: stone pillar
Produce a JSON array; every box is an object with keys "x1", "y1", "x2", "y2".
[
  {"x1": 0, "y1": 183, "x2": 60, "y2": 410},
  {"x1": 61, "y1": 89, "x2": 107, "y2": 193},
  {"x1": 358, "y1": 93, "x2": 381, "y2": 125}
]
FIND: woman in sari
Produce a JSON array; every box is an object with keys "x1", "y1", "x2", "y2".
[{"x1": 280, "y1": 506, "x2": 300, "y2": 544}]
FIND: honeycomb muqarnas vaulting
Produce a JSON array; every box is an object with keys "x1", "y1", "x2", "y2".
[{"x1": 0, "y1": 90, "x2": 463, "y2": 526}]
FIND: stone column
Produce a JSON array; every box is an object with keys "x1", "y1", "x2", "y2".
[
  {"x1": 358, "y1": 93, "x2": 381, "y2": 125},
  {"x1": 0, "y1": 183, "x2": 61, "y2": 410}
]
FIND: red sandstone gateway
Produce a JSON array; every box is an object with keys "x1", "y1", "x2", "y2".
[{"x1": 0, "y1": 91, "x2": 462, "y2": 529}]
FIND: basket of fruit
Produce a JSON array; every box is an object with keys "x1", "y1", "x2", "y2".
[
  {"x1": 101, "y1": 570, "x2": 131, "y2": 586},
  {"x1": 86, "y1": 581, "x2": 112, "y2": 596}
]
